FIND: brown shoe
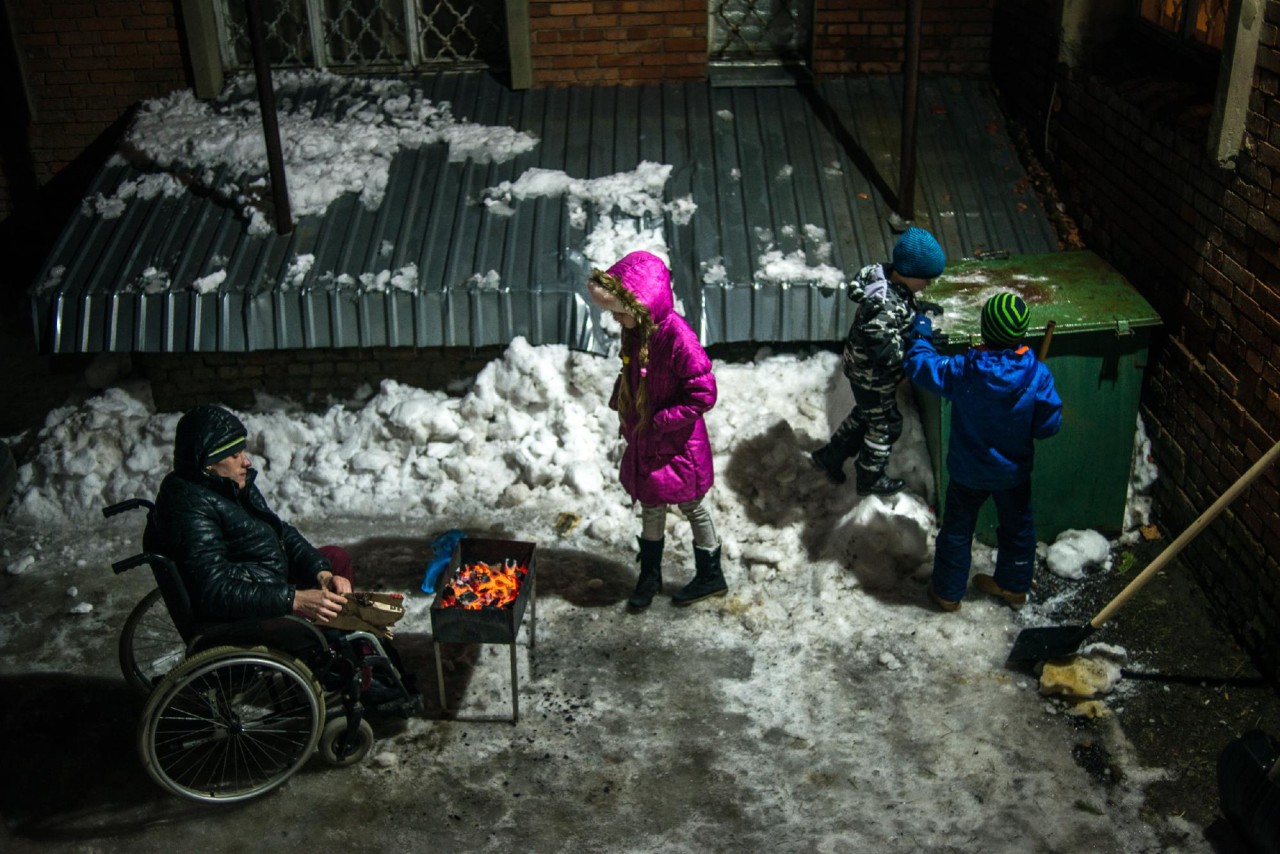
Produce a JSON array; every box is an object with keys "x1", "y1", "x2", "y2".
[
  {"x1": 973, "y1": 574, "x2": 1027, "y2": 609},
  {"x1": 926, "y1": 582, "x2": 961, "y2": 612}
]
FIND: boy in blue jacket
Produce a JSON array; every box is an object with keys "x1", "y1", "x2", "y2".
[{"x1": 905, "y1": 292, "x2": 1062, "y2": 611}]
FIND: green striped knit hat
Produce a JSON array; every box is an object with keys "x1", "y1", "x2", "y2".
[{"x1": 980, "y1": 292, "x2": 1030, "y2": 349}]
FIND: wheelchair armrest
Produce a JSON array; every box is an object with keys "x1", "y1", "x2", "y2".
[
  {"x1": 112, "y1": 554, "x2": 151, "y2": 575},
  {"x1": 102, "y1": 498, "x2": 155, "y2": 518}
]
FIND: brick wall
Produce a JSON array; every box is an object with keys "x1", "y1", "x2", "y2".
[
  {"x1": 528, "y1": 0, "x2": 707, "y2": 85},
  {"x1": 813, "y1": 0, "x2": 993, "y2": 76},
  {"x1": 138, "y1": 347, "x2": 506, "y2": 413},
  {"x1": 525, "y1": 1, "x2": 994, "y2": 86},
  {"x1": 4, "y1": 2, "x2": 186, "y2": 215},
  {"x1": 991, "y1": 2, "x2": 1280, "y2": 687}
]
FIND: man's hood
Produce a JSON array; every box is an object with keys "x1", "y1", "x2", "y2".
[{"x1": 173, "y1": 405, "x2": 248, "y2": 478}]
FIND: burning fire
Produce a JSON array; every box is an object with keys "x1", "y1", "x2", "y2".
[{"x1": 440, "y1": 558, "x2": 529, "y2": 609}]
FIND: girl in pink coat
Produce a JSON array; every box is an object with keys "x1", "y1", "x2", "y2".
[{"x1": 587, "y1": 251, "x2": 727, "y2": 609}]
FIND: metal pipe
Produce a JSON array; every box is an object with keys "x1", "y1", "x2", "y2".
[
  {"x1": 245, "y1": 0, "x2": 293, "y2": 234},
  {"x1": 896, "y1": 0, "x2": 922, "y2": 223}
]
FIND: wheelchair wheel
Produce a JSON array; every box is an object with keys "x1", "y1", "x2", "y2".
[
  {"x1": 138, "y1": 645, "x2": 324, "y2": 803},
  {"x1": 319, "y1": 716, "x2": 374, "y2": 767},
  {"x1": 119, "y1": 587, "x2": 185, "y2": 696}
]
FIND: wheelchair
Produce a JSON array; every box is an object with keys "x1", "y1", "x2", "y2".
[{"x1": 103, "y1": 498, "x2": 419, "y2": 804}]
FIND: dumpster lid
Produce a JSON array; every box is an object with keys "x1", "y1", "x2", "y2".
[{"x1": 925, "y1": 250, "x2": 1161, "y2": 344}]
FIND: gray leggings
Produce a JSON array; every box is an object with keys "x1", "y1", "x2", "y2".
[{"x1": 641, "y1": 497, "x2": 719, "y2": 550}]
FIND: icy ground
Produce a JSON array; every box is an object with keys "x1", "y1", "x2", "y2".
[{"x1": 0, "y1": 341, "x2": 1206, "y2": 852}]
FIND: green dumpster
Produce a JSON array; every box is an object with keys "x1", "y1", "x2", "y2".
[{"x1": 912, "y1": 250, "x2": 1161, "y2": 544}]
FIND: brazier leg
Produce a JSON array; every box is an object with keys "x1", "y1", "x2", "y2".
[
  {"x1": 509, "y1": 640, "x2": 519, "y2": 724},
  {"x1": 434, "y1": 640, "x2": 447, "y2": 714}
]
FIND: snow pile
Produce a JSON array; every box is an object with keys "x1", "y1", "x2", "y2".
[
  {"x1": 752, "y1": 224, "x2": 845, "y2": 289},
  {"x1": 7, "y1": 342, "x2": 942, "y2": 592},
  {"x1": 1046, "y1": 529, "x2": 1113, "y2": 579},
  {"x1": 90, "y1": 71, "x2": 539, "y2": 235},
  {"x1": 482, "y1": 161, "x2": 694, "y2": 273}
]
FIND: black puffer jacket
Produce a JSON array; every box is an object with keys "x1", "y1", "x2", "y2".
[{"x1": 150, "y1": 406, "x2": 329, "y2": 621}]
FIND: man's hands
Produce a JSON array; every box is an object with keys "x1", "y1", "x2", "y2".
[
  {"x1": 316, "y1": 570, "x2": 352, "y2": 594},
  {"x1": 293, "y1": 587, "x2": 347, "y2": 623}
]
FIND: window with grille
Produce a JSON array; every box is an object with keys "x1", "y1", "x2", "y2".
[
  {"x1": 709, "y1": 0, "x2": 810, "y2": 65},
  {"x1": 215, "y1": 0, "x2": 508, "y2": 73},
  {"x1": 707, "y1": 0, "x2": 813, "y2": 86},
  {"x1": 1138, "y1": 0, "x2": 1231, "y2": 51}
]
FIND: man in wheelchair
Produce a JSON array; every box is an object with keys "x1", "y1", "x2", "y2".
[{"x1": 150, "y1": 404, "x2": 418, "y2": 717}]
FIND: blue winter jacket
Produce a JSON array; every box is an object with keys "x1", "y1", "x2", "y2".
[{"x1": 905, "y1": 317, "x2": 1062, "y2": 491}]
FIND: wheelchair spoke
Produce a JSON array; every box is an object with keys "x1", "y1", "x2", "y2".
[
  {"x1": 120, "y1": 588, "x2": 185, "y2": 695},
  {"x1": 141, "y1": 648, "x2": 322, "y2": 803}
]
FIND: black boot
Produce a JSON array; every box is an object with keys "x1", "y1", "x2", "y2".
[
  {"x1": 628, "y1": 536, "x2": 664, "y2": 610},
  {"x1": 810, "y1": 443, "x2": 848, "y2": 484},
  {"x1": 856, "y1": 469, "x2": 905, "y2": 496},
  {"x1": 672, "y1": 545, "x2": 727, "y2": 606}
]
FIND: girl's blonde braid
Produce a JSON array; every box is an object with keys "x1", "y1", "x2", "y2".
[{"x1": 590, "y1": 269, "x2": 654, "y2": 432}]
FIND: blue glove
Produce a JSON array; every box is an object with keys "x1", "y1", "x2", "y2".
[
  {"x1": 910, "y1": 313, "x2": 933, "y2": 341},
  {"x1": 422, "y1": 529, "x2": 466, "y2": 594}
]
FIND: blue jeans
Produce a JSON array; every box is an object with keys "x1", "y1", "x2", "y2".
[{"x1": 931, "y1": 478, "x2": 1036, "y2": 602}]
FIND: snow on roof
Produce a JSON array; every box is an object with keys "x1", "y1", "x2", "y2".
[{"x1": 30, "y1": 72, "x2": 1060, "y2": 354}]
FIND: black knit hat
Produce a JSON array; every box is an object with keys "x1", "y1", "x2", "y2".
[{"x1": 980, "y1": 292, "x2": 1030, "y2": 349}]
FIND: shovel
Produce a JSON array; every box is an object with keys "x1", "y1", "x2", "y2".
[
  {"x1": 1007, "y1": 437, "x2": 1280, "y2": 664},
  {"x1": 1037, "y1": 320, "x2": 1056, "y2": 362}
]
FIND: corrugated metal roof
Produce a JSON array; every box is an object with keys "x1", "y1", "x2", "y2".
[{"x1": 29, "y1": 73, "x2": 1061, "y2": 354}]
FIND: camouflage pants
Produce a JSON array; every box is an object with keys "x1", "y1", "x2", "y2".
[{"x1": 829, "y1": 384, "x2": 903, "y2": 481}]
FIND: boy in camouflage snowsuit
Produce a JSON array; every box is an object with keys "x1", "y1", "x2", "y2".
[{"x1": 811, "y1": 227, "x2": 946, "y2": 495}]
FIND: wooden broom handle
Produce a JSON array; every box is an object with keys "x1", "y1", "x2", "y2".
[
  {"x1": 1037, "y1": 320, "x2": 1056, "y2": 361},
  {"x1": 1090, "y1": 438, "x2": 1280, "y2": 629}
]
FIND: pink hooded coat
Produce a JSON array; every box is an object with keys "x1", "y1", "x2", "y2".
[{"x1": 606, "y1": 251, "x2": 717, "y2": 506}]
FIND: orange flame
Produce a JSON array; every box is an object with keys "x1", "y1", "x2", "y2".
[{"x1": 440, "y1": 559, "x2": 528, "y2": 609}]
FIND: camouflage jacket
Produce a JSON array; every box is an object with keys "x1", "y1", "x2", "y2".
[{"x1": 842, "y1": 263, "x2": 919, "y2": 393}]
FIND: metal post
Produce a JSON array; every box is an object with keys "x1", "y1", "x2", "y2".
[
  {"x1": 893, "y1": 0, "x2": 923, "y2": 228},
  {"x1": 506, "y1": 0, "x2": 533, "y2": 90},
  {"x1": 434, "y1": 641, "x2": 448, "y2": 713},
  {"x1": 509, "y1": 641, "x2": 519, "y2": 724},
  {"x1": 245, "y1": 0, "x2": 293, "y2": 234}
]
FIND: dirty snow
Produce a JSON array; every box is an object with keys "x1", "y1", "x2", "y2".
[{"x1": 1, "y1": 336, "x2": 1199, "y2": 852}]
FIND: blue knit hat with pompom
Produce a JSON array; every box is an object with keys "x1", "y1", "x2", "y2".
[{"x1": 891, "y1": 227, "x2": 946, "y2": 279}]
